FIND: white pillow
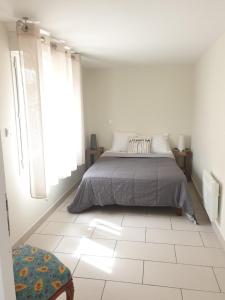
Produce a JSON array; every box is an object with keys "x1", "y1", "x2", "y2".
[
  {"x1": 111, "y1": 131, "x2": 137, "y2": 152},
  {"x1": 151, "y1": 134, "x2": 171, "y2": 154},
  {"x1": 128, "y1": 137, "x2": 151, "y2": 154}
]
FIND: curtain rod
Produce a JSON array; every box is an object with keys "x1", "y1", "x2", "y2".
[
  {"x1": 19, "y1": 17, "x2": 79, "y2": 55},
  {"x1": 41, "y1": 36, "x2": 79, "y2": 55}
]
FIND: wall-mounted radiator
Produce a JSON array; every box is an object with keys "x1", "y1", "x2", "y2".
[{"x1": 203, "y1": 170, "x2": 219, "y2": 222}]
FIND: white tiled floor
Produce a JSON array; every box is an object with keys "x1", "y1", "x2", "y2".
[
  {"x1": 143, "y1": 261, "x2": 219, "y2": 292},
  {"x1": 214, "y1": 268, "x2": 225, "y2": 293},
  {"x1": 25, "y1": 183, "x2": 225, "y2": 300},
  {"x1": 102, "y1": 281, "x2": 182, "y2": 300},
  {"x1": 40, "y1": 221, "x2": 94, "y2": 237},
  {"x1": 93, "y1": 225, "x2": 145, "y2": 242},
  {"x1": 146, "y1": 228, "x2": 203, "y2": 246},
  {"x1": 175, "y1": 245, "x2": 225, "y2": 267},
  {"x1": 55, "y1": 237, "x2": 116, "y2": 257},
  {"x1": 26, "y1": 233, "x2": 62, "y2": 252},
  {"x1": 122, "y1": 214, "x2": 172, "y2": 229},
  {"x1": 53, "y1": 252, "x2": 79, "y2": 273},
  {"x1": 114, "y1": 240, "x2": 176, "y2": 262},
  {"x1": 75, "y1": 255, "x2": 143, "y2": 283},
  {"x1": 57, "y1": 278, "x2": 105, "y2": 300},
  {"x1": 182, "y1": 290, "x2": 225, "y2": 300},
  {"x1": 200, "y1": 231, "x2": 223, "y2": 248}
]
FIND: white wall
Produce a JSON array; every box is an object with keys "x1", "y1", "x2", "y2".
[
  {"x1": 0, "y1": 138, "x2": 16, "y2": 300},
  {"x1": 192, "y1": 33, "x2": 225, "y2": 240},
  {"x1": 0, "y1": 23, "x2": 84, "y2": 245},
  {"x1": 83, "y1": 66, "x2": 194, "y2": 149}
]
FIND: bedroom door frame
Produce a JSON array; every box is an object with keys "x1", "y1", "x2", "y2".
[{"x1": 0, "y1": 133, "x2": 16, "y2": 300}]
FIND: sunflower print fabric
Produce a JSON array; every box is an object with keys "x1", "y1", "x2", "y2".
[{"x1": 13, "y1": 245, "x2": 72, "y2": 300}]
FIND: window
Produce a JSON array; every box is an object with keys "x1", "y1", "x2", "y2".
[{"x1": 10, "y1": 51, "x2": 27, "y2": 174}]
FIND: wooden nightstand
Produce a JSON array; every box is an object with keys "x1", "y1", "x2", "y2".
[
  {"x1": 86, "y1": 147, "x2": 104, "y2": 169},
  {"x1": 172, "y1": 148, "x2": 192, "y2": 181}
]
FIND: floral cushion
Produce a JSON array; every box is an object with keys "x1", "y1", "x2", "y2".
[{"x1": 13, "y1": 245, "x2": 72, "y2": 300}]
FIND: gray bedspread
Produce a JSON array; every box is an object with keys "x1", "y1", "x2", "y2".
[{"x1": 68, "y1": 156, "x2": 194, "y2": 216}]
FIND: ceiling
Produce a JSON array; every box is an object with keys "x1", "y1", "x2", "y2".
[{"x1": 3, "y1": 0, "x2": 225, "y2": 67}]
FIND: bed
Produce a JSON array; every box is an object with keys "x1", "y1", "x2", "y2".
[{"x1": 67, "y1": 151, "x2": 195, "y2": 219}]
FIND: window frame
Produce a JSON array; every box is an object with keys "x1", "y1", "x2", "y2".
[{"x1": 10, "y1": 51, "x2": 28, "y2": 174}]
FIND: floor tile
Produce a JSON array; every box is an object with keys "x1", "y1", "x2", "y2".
[
  {"x1": 200, "y1": 232, "x2": 222, "y2": 248},
  {"x1": 182, "y1": 289, "x2": 225, "y2": 300},
  {"x1": 34, "y1": 221, "x2": 49, "y2": 233},
  {"x1": 171, "y1": 217, "x2": 213, "y2": 232},
  {"x1": 146, "y1": 228, "x2": 203, "y2": 246},
  {"x1": 122, "y1": 215, "x2": 171, "y2": 229},
  {"x1": 214, "y1": 268, "x2": 225, "y2": 292},
  {"x1": 115, "y1": 241, "x2": 176, "y2": 262},
  {"x1": 75, "y1": 212, "x2": 123, "y2": 226},
  {"x1": 75, "y1": 256, "x2": 143, "y2": 283},
  {"x1": 40, "y1": 222, "x2": 93, "y2": 237},
  {"x1": 58, "y1": 278, "x2": 105, "y2": 300},
  {"x1": 55, "y1": 237, "x2": 116, "y2": 257},
  {"x1": 143, "y1": 261, "x2": 219, "y2": 292},
  {"x1": 53, "y1": 253, "x2": 79, "y2": 273},
  {"x1": 73, "y1": 278, "x2": 105, "y2": 300},
  {"x1": 48, "y1": 211, "x2": 78, "y2": 222},
  {"x1": 25, "y1": 234, "x2": 62, "y2": 252},
  {"x1": 102, "y1": 281, "x2": 182, "y2": 300},
  {"x1": 93, "y1": 225, "x2": 145, "y2": 242},
  {"x1": 175, "y1": 245, "x2": 225, "y2": 267}
]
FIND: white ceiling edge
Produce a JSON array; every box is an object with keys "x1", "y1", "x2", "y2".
[
  {"x1": 0, "y1": 0, "x2": 14, "y2": 22},
  {"x1": 3, "y1": 18, "x2": 222, "y2": 69},
  {"x1": 4, "y1": 0, "x2": 225, "y2": 68},
  {"x1": 81, "y1": 54, "x2": 197, "y2": 69}
]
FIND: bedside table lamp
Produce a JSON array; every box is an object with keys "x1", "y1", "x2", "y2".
[
  {"x1": 90, "y1": 134, "x2": 97, "y2": 150},
  {"x1": 177, "y1": 135, "x2": 185, "y2": 152}
]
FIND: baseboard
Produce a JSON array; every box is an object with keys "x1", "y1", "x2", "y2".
[
  {"x1": 13, "y1": 182, "x2": 79, "y2": 248},
  {"x1": 191, "y1": 176, "x2": 225, "y2": 250},
  {"x1": 191, "y1": 175, "x2": 203, "y2": 199},
  {"x1": 212, "y1": 222, "x2": 225, "y2": 251}
]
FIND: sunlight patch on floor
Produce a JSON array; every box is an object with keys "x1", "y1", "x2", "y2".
[
  {"x1": 73, "y1": 237, "x2": 114, "y2": 262},
  {"x1": 81, "y1": 255, "x2": 115, "y2": 274},
  {"x1": 90, "y1": 218, "x2": 122, "y2": 236}
]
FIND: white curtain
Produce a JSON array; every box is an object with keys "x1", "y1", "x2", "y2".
[
  {"x1": 72, "y1": 54, "x2": 85, "y2": 166},
  {"x1": 41, "y1": 39, "x2": 85, "y2": 189},
  {"x1": 17, "y1": 22, "x2": 85, "y2": 196},
  {"x1": 16, "y1": 22, "x2": 47, "y2": 198}
]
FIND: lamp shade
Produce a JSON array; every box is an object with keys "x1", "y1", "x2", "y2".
[
  {"x1": 178, "y1": 135, "x2": 185, "y2": 152},
  {"x1": 90, "y1": 134, "x2": 97, "y2": 149}
]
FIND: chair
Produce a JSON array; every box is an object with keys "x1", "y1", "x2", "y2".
[{"x1": 13, "y1": 245, "x2": 74, "y2": 300}]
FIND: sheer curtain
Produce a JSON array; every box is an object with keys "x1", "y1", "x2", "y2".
[
  {"x1": 40, "y1": 38, "x2": 85, "y2": 189},
  {"x1": 72, "y1": 54, "x2": 85, "y2": 166},
  {"x1": 16, "y1": 22, "x2": 47, "y2": 198},
  {"x1": 16, "y1": 22, "x2": 85, "y2": 196}
]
